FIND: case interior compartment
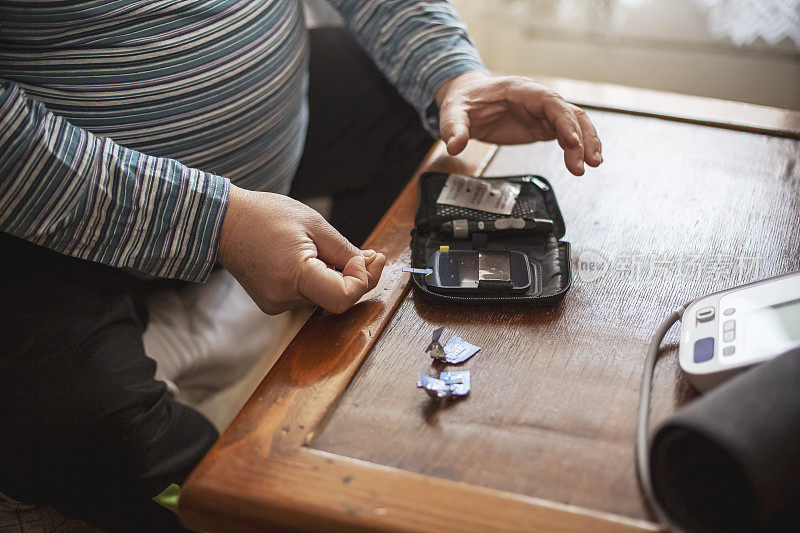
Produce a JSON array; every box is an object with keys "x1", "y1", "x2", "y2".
[{"x1": 410, "y1": 172, "x2": 572, "y2": 305}]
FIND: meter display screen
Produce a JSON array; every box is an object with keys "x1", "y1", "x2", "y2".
[
  {"x1": 436, "y1": 250, "x2": 479, "y2": 288},
  {"x1": 744, "y1": 298, "x2": 800, "y2": 357}
]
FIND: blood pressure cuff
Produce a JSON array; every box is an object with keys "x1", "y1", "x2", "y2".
[
  {"x1": 650, "y1": 348, "x2": 800, "y2": 533},
  {"x1": 409, "y1": 172, "x2": 570, "y2": 305}
]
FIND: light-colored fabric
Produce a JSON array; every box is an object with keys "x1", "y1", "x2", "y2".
[
  {"x1": 698, "y1": 0, "x2": 800, "y2": 49},
  {"x1": 143, "y1": 268, "x2": 294, "y2": 407}
]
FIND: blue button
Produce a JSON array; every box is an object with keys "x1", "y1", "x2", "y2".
[{"x1": 694, "y1": 337, "x2": 714, "y2": 363}]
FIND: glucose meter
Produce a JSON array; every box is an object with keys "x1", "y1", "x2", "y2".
[
  {"x1": 679, "y1": 271, "x2": 800, "y2": 391},
  {"x1": 425, "y1": 249, "x2": 532, "y2": 295}
]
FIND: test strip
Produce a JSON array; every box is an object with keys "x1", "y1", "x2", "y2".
[{"x1": 402, "y1": 267, "x2": 433, "y2": 275}]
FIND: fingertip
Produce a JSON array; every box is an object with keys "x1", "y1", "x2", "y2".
[
  {"x1": 362, "y1": 249, "x2": 377, "y2": 265},
  {"x1": 366, "y1": 252, "x2": 386, "y2": 274},
  {"x1": 365, "y1": 252, "x2": 386, "y2": 291},
  {"x1": 567, "y1": 154, "x2": 585, "y2": 176},
  {"x1": 343, "y1": 254, "x2": 368, "y2": 279},
  {"x1": 446, "y1": 135, "x2": 468, "y2": 156}
]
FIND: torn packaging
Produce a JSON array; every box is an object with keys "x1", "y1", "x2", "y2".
[
  {"x1": 425, "y1": 326, "x2": 447, "y2": 361},
  {"x1": 440, "y1": 371, "x2": 470, "y2": 396},
  {"x1": 425, "y1": 327, "x2": 481, "y2": 364},
  {"x1": 416, "y1": 371, "x2": 471, "y2": 399},
  {"x1": 441, "y1": 335, "x2": 480, "y2": 364}
]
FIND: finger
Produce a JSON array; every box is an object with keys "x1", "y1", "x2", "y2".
[
  {"x1": 308, "y1": 218, "x2": 361, "y2": 268},
  {"x1": 361, "y1": 249, "x2": 383, "y2": 290},
  {"x1": 574, "y1": 107, "x2": 602, "y2": 167},
  {"x1": 298, "y1": 255, "x2": 369, "y2": 313},
  {"x1": 542, "y1": 97, "x2": 585, "y2": 176},
  {"x1": 362, "y1": 249, "x2": 379, "y2": 269},
  {"x1": 439, "y1": 100, "x2": 470, "y2": 156},
  {"x1": 364, "y1": 252, "x2": 386, "y2": 292}
]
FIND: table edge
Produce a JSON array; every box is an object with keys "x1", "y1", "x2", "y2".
[{"x1": 529, "y1": 75, "x2": 800, "y2": 139}]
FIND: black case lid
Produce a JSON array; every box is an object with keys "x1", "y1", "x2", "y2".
[{"x1": 414, "y1": 173, "x2": 567, "y2": 239}]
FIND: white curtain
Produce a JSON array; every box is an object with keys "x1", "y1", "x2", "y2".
[
  {"x1": 697, "y1": 0, "x2": 800, "y2": 48},
  {"x1": 500, "y1": 0, "x2": 800, "y2": 50}
]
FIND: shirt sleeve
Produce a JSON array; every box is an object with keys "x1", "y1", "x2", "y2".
[
  {"x1": 328, "y1": 0, "x2": 489, "y2": 135},
  {"x1": 0, "y1": 80, "x2": 230, "y2": 282}
]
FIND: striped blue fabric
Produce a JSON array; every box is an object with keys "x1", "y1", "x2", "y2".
[{"x1": 0, "y1": 1, "x2": 485, "y2": 282}]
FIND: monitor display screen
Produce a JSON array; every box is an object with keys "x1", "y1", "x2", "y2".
[{"x1": 744, "y1": 298, "x2": 800, "y2": 357}]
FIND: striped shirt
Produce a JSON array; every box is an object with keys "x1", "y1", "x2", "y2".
[{"x1": 0, "y1": 1, "x2": 485, "y2": 281}]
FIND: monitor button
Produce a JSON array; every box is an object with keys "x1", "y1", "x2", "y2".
[
  {"x1": 723, "y1": 330, "x2": 736, "y2": 343},
  {"x1": 723, "y1": 346, "x2": 736, "y2": 356},
  {"x1": 696, "y1": 306, "x2": 715, "y2": 323},
  {"x1": 693, "y1": 337, "x2": 714, "y2": 363},
  {"x1": 723, "y1": 320, "x2": 735, "y2": 332},
  {"x1": 723, "y1": 308, "x2": 736, "y2": 316}
]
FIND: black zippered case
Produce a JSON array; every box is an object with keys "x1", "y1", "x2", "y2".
[{"x1": 409, "y1": 172, "x2": 571, "y2": 305}]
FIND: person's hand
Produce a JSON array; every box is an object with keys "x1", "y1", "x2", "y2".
[
  {"x1": 435, "y1": 71, "x2": 603, "y2": 176},
  {"x1": 217, "y1": 185, "x2": 386, "y2": 314}
]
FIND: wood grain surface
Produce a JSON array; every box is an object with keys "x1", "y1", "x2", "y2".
[
  {"x1": 180, "y1": 95, "x2": 800, "y2": 533},
  {"x1": 180, "y1": 140, "x2": 657, "y2": 532},
  {"x1": 313, "y1": 110, "x2": 800, "y2": 520}
]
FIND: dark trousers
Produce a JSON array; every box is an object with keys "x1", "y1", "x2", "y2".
[{"x1": 0, "y1": 27, "x2": 432, "y2": 532}]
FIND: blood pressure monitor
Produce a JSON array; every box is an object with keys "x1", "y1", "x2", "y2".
[{"x1": 679, "y1": 271, "x2": 800, "y2": 391}]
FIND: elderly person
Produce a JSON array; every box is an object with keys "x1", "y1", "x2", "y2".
[{"x1": 0, "y1": 1, "x2": 601, "y2": 530}]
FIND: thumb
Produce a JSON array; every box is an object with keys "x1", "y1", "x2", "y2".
[
  {"x1": 297, "y1": 255, "x2": 370, "y2": 314},
  {"x1": 308, "y1": 218, "x2": 361, "y2": 268},
  {"x1": 439, "y1": 101, "x2": 470, "y2": 156}
]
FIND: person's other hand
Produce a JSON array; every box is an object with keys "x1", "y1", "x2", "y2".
[
  {"x1": 436, "y1": 72, "x2": 602, "y2": 176},
  {"x1": 218, "y1": 185, "x2": 386, "y2": 314}
]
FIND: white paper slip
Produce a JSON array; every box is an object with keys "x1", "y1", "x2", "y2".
[
  {"x1": 443, "y1": 335, "x2": 481, "y2": 364},
  {"x1": 436, "y1": 174, "x2": 521, "y2": 215}
]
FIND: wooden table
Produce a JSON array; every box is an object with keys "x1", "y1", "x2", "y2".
[{"x1": 179, "y1": 79, "x2": 800, "y2": 532}]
